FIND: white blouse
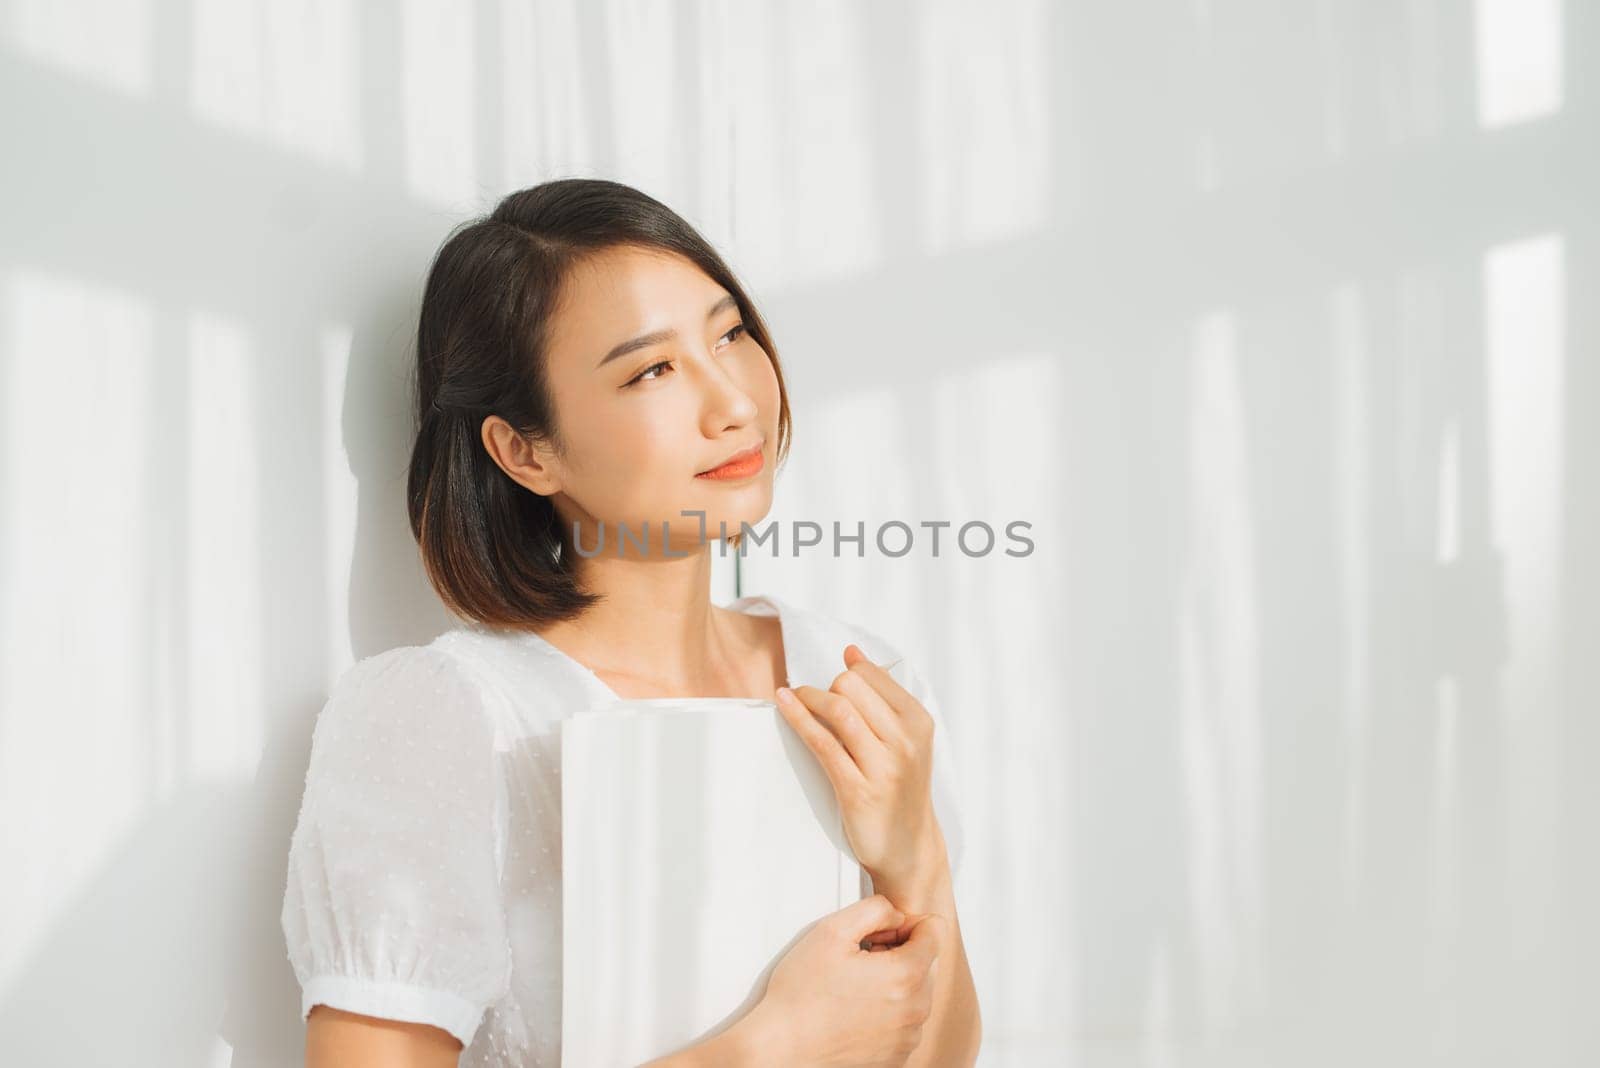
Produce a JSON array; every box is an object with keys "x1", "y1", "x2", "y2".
[{"x1": 280, "y1": 592, "x2": 967, "y2": 1066}]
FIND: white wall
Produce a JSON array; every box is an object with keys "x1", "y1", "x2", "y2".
[{"x1": 1, "y1": 1, "x2": 1594, "y2": 1065}]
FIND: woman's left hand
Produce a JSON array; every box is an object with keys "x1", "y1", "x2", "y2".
[{"x1": 775, "y1": 644, "x2": 945, "y2": 889}]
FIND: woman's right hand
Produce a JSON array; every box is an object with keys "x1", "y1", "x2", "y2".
[{"x1": 740, "y1": 893, "x2": 948, "y2": 1066}]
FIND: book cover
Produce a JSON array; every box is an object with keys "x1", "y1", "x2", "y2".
[{"x1": 560, "y1": 697, "x2": 864, "y2": 1066}]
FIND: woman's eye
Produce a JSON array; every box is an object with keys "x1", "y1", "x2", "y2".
[
  {"x1": 625, "y1": 325, "x2": 745, "y2": 387},
  {"x1": 627, "y1": 360, "x2": 672, "y2": 386}
]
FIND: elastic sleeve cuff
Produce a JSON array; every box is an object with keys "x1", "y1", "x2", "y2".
[{"x1": 300, "y1": 974, "x2": 486, "y2": 1048}]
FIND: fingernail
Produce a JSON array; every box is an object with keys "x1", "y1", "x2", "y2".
[{"x1": 775, "y1": 686, "x2": 792, "y2": 702}]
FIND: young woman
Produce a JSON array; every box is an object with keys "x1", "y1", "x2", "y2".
[{"x1": 280, "y1": 178, "x2": 981, "y2": 1066}]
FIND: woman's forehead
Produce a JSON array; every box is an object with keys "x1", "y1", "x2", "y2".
[
  {"x1": 550, "y1": 247, "x2": 728, "y2": 367},
  {"x1": 568, "y1": 245, "x2": 713, "y2": 310}
]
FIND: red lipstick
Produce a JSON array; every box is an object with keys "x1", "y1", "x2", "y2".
[{"x1": 696, "y1": 443, "x2": 765, "y2": 481}]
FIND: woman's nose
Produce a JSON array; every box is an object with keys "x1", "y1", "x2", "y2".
[{"x1": 693, "y1": 354, "x2": 759, "y2": 426}]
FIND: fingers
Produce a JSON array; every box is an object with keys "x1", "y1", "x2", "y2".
[
  {"x1": 776, "y1": 644, "x2": 928, "y2": 784},
  {"x1": 840, "y1": 644, "x2": 922, "y2": 721},
  {"x1": 836, "y1": 893, "x2": 907, "y2": 941},
  {"x1": 782, "y1": 685, "x2": 886, "y2": 776},
  {"x1": 828, "y1": 669, "x2": 903, "y2": 752},
  {"x1": 894, "y1": 912, "x2": 948, "y2": 972},
  {"x1": 858, "y1": 927, "x2": 903, "y2": 951},
  {"x1": 776, "y1": 686, "x2": 867, "y2": 794}
]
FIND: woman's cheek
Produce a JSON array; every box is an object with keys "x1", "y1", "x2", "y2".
[{"x1": 747, "y1": 354, "x2": 782, "y2": 422}]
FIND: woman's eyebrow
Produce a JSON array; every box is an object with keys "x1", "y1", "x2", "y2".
[{"x1": 595, "y1": 293, "x2": 739, "y2": 370}]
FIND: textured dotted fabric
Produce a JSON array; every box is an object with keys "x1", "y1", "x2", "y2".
[{"x1": 280, "y1": 592, "x2": 967, "y2": 1066}]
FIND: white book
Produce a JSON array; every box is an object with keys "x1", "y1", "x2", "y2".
[{"x1": 560, "y1": 697, "x2": 865, "y2": 1067}]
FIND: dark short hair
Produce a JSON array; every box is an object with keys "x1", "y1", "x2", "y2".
[{"x1": 406, "y1": 178, "x2": 793, "y2": 630}]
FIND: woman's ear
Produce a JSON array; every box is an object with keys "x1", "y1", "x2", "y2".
[{"x1": 481, "y1": 415, "x2": 562, "y2": 496}]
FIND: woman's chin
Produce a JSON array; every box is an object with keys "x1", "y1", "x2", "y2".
[{"x1": 678, "y1": 493, "x2": 772, "y2": 542}]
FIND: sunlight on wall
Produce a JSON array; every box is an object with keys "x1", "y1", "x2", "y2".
[
  {"x1": 1483, "y1": 234, "x2": 1565, "y2": 704},
  {"x1": 1188, "y1": 0, "x2": 1221, "y2": 192},
  {"x1": 189, "y1": 0, "x2": 362, "y2": 171},
  {"x1": 1314, "y1": 0, "x2": 1448, "y2": 156},
  {"x1": 1482, "y1": 233, "x2": 1565, "y2": 971},
  {"x1": 1311, "y1": 0, "x2": 1349, "y2": 161},
  {"x1": 1434, "y1": 417, "x2": 1462, "y2": 565},
  {"x1": 402, "y1": 0, "x2": 478, "y2": 209},
  {"x1": 186, "y1": 311, "x2": 264, "y2": 780},
  {"x1": 1424, "y1": 417, "x2": 1466, "y2": 1056},
  {"x1": 601, "y1": 0, "x2": 687, "y2": 207},
  {"x1": 1388, "y1": 0, "x2": 1445, "y2": 144},
  {"x1": 188, "y1": 0, "x2": 363, "y2": 171},
  {"x1": 1473, "y1": 0, "x2": 1562, "y2": 128},
  {"x1": 691, "y1": 0, "x2": 739, "y2": 250},
  {"x1": 1140, "y1": 930, "x2": 1178, "y2": 1067},
  {"x1": 1329, "y1": 281, "x2": 1372, "y2": 909},
  {"x1": 755, "y1": 381, "x2": 917, "y2": 616},
  {"x1": 1424, "y1": 674, "x2": 1463, "y2": 1051},
  {"x1": 320, "y1": 324, "x2": 357, "y2": 684},
  {"x1": 727, "y1": 1, "x2": 881, "y2": 290},
  {"x1": 499, "y1": 0, "x2": 595, "y2": 189},
  {"x1": 0, "y1": 268, "x2": 154, "y2": 993},
  {"x1": 926, "y1": 351, "x2": 1068, "y2": 1044},
  {"x1": 8, "y1": 0, "x2": 150, "y2": 94},
  {"x1": 915, "y1": 0, "x2": 1052, "y2": 252},
  {"x1": 1394, "y1": 269, "x2": 1438, "y2": 552},
  {"x1": 1426, "y1": 390, "x2": 1470, "y2": 1054},
  {"x1": 1178, "y1": 310, "x2": 1266, "y2": 1035}
]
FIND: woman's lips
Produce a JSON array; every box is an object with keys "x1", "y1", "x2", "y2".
[{"x1": 696, "y1": 445, "x2": 765, "y2": 480}]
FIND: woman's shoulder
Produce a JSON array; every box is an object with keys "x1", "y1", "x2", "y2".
[
  {"x1": 298, "y1": 641, "x2": 508, "y2": 801},
  {"x1": 424, "y1": 622, "x2": 612, "y2": 728},
  {"x1": 318, "y1": 641, "x2": 467, "y2": 717},
  {"x1": 318, "y1": 638, "x2": 501, "y2": 737}
]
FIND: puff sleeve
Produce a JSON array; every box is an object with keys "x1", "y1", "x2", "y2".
[{"x1": 280, "y1": 644, "x2": 511, "y2": 1048}]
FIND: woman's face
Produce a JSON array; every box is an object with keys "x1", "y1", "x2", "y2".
[{"x1": 522, "y1": 244, "x2": 781, "y2": 554}]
